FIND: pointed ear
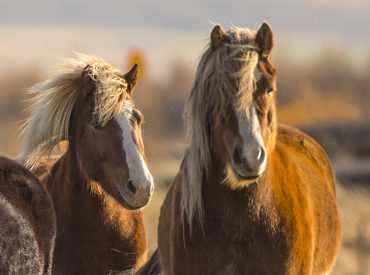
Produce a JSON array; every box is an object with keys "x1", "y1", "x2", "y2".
[
  {"x1": 210, "y1": 25, "x2": 229, "y2": 51},
  {"x1": 82, "y1": 65, "x2": 97, "y2": 82},
  {"x1": 81, "y1": 65, "x2": 97, "y2": 98},
  {"x1": 255, "y1": 22, "x2": 274, "y2": 58},
  {"x1": 123, "y1": 63, "x2": 139, "y2": 94}
]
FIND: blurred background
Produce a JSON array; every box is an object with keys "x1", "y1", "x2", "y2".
[{"x1": 0, "y1": 0, "x2": 369, "y2": 273}]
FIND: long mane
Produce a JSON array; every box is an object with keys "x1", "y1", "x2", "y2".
[
  {"x1": 182, "y1": 27, "x2": 260, "y2": 229},
  {"x1": 18, "y1": 53, "x2": 129, "y2": 170}
]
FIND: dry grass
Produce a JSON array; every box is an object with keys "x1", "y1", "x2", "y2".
[{"x1": 333, "y1": 184, "x2": 370, "y2": 274}]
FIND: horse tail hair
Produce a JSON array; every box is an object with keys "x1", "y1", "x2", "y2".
[{"x1": 136, "y1": 249, "x2": 161, "y2": 275}]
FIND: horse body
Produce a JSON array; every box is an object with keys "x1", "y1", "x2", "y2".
[
  {"x1": 159, "y1": 125, "x2": 339, "y2": 274},
  {"x1": 154, "y1": 23, "x2": 341, "y2": 274},
  {"x1": 19, "y1": 54, "x2": 154, "y2": 274},
  {"x1": 0, "y1": 156, "x2": 56, "y2": 275}
]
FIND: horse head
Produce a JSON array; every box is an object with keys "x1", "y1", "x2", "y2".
[
  {"x1": 71, "y1": 62, "x2": 154, "y2": 209},
  {"x1": 187, "y1": 23, "x2": 277, "y2": 191},
  {"x1": 20, "y1": 55, "x2": 154, "y2": 210}
]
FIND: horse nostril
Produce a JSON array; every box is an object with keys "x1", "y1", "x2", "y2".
[
  {"x1": 127, "y1": 180, "x2": 137, "y2": 194},
  {"x1": 233, "y1": 146, "x2": 246, "y2": 165}
]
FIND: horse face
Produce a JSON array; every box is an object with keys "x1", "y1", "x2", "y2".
[
  {"x1": 254, "y1": 57, "x2": 277, "y2": 156},
  {"x1": 211, "y1": 23, "x2": 277, "y2": 187},
  {"x1": 218, "y1": 91, "x2": 268, "y2": 185},
  {"x1": 75, "y1": 65, "x2": 154, "y2": 210},
  {"x1": 227, "y1": 103, "x2": 268, "y2": 181},
  {"x1": 111, "y1": 99, "x2": 154, "y2": 209}
]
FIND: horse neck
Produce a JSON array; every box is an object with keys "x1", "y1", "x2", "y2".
[
  {"x1": 202, "y1": 148, "x2": 275, "y2": 227},
  {"x1": 46, "y1": 148, "x2": 133, "y2": 231},
  {"x1": 46, "y1": 149, "x2": 93, "y2": 211}
]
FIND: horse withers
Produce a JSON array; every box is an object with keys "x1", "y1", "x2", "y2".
[
  {"x1": 0, "y1": 157, "x2": 56, "y2": 275},
  {"x1": 140, "y1": 23, "x2": 341, "y2": 275},
  {"x1": 19, "y1": 54, "x2": 154, "y2": 274}
]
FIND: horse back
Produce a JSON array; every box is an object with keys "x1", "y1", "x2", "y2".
[
  {"x1": 273, "y1": 125, "x2": 341, "y2": 273},
  {"x1": 0, "y1": 156, "x2": 56, "y2": 275},
  {"x1": 276, "y1": 124, "x2": 336, "y2": 194}
]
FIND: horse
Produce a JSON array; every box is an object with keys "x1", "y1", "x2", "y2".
[
  {"x1": 18, "y1": 54, "x2": 155, "y2": 275},
  {"x1": 0, "y1": 156, "x2": 56, "y2": 275},
  {"x1": 140, "y1": 23, "x2": 341, "y2": 274}
]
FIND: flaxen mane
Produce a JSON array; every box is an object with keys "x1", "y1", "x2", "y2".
[
  {"x1": 19, "y1": 54, "x2": 130, "y2": 170},
  {"x1": 182, "y1": 27, "x2": 259, "y2": 229}
]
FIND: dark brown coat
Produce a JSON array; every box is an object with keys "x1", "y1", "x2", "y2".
[{"x1": 0, "y1": 157, "x2": 56, "y2": 275}]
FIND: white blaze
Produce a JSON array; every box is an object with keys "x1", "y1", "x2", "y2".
[
  {"x1": 116, "y1": 101, "x2": 153, "y2": 190},
  {"x1": 236, "y1": 106, "x2": 267, "y2": 173}
]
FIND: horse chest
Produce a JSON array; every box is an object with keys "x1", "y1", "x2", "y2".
[
  {"x1": 51, "y1": 186, "x2": 146, "y2": 274},
  {"x1": 193, "y1": 216, "x2": 289, "y2": 275},
  {"x1": 203, "y1": 233, "x2": 288, "y2": 275},
  {"x1": 179, "y1": 230, "x2": 288, "y2": 275},
  {"x1": 53, "y1": 211, "x2": 144, "y2": 274}
]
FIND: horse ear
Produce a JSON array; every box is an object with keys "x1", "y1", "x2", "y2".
[
  {"x1": 123, "y1": 63, "x2": 139, "y2": 94},
  {"x1": 210, "y1": 25, "x2": 229, "y2": 51},
  {"x1": 81, "y1": 65, "x2": 97, "y2": 98},
  {"x1": 255, "y1": 22, "x2": 274, "y2": 58},
  {"x1": 82, "y1": 65, "x2": 97, "y2": 82}
]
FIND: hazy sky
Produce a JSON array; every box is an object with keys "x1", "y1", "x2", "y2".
[
  {"x1": 1, "y1": 0, "x2": 369, "y2": 39},
  {"x1": 0, "y1": 0, "x2": 369, "y2": 76}
]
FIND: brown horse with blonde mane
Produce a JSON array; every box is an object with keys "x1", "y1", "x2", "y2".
[
  {"x1": 139, "y1": 23, "x2": 341, "y2": 275},
  {"x1": 19, "y1": 54, "x2": 154, "y2": 274}
]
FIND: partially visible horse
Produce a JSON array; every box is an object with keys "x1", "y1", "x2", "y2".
[
  {"x1": 142, "y1": 23, "x2": 341, "y2": 274},
  {"x1": 0, "y1": 156, "x2": 56, "y2": 275},
  {"x1": 19, "y1": 54, "x2": 154, "y2": 274}
]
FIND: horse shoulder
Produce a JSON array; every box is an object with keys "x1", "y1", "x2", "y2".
[
  {"x1": 276, "y1": 124, "x2": 336, "y2": 195},
  {"x1": 158, "y1": 168, "x2": 185, "y2": 275}
]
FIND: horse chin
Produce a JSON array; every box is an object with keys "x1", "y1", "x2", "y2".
[
  {"x1": 120, "y1": 198, "x2": 142, "y2": 211},
  {"x1": 235, "y1": 172, "x2": 261, "y2": 181},
  {"x1": 224, "y1": 165, "x2": 261, "y2": 190},
  {"x1": 116, "y1": 186, "x2": 143, "y2": 211},
  {"x1": 233, "y1": 164, "x2": 262, "y2": 180}
]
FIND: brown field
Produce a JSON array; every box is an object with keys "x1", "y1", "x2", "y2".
[{"x1": 0, "y1": 51, "x2": 369, "y2": 274}]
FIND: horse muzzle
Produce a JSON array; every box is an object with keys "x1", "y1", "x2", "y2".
[
  {"x1": 119, "y1": 178, "x2": 154, "y2": 209},
  {"x1": 232, "y1": 145, "x2": 267, "y2": 180}
]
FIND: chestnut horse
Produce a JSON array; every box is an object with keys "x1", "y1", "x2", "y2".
[
  {"x1": 19, "y1": 54, "x2": 154, "y2": 274},
  {"x1": 0, "y1": 156, "x2": 56, "y2": 275},
  {"x1": 141, "y1": 23, "x2": 341, "y2": 274}
]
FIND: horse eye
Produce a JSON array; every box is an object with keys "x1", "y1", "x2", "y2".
[
  {"x1": 267, "y1": 87, "x2": 274, "y2": 94},
  {"x1": 132, "y1": 110, "x2": 143, "y2": 124}
]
